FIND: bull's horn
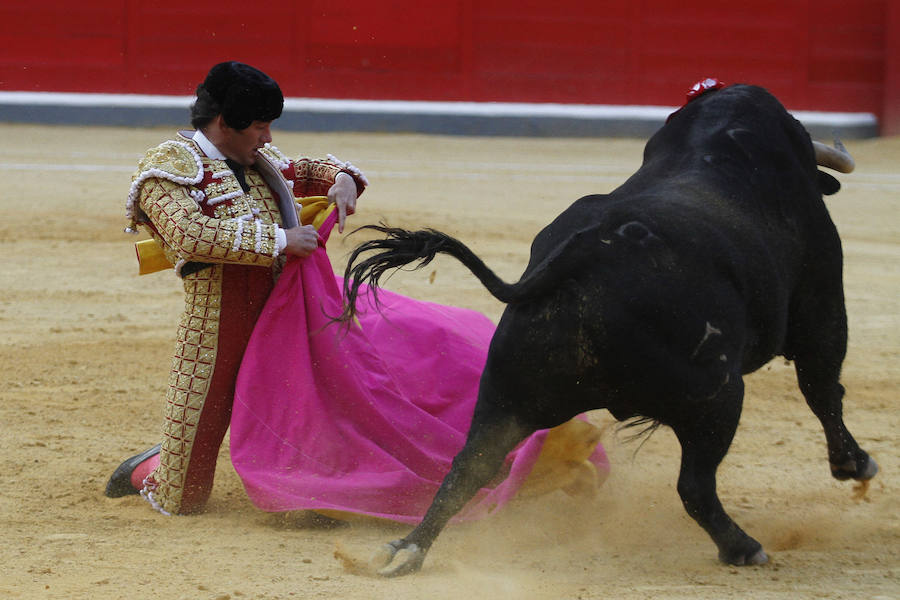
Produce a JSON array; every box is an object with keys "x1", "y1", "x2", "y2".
[{"x1": 812, "y1": 138, "x2": 855, "y2": 173}]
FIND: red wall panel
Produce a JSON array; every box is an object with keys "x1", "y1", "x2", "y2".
[
  {"x1": 884, "y1": 1, "x2": 900, "y2": 135},
  {"x1": 0, "y1": 0, "x2": 893, "y2": 126}
]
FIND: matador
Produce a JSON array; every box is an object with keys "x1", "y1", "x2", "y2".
[{"x1": 105, "y1": 62, "x2": 367, "y2": 515}]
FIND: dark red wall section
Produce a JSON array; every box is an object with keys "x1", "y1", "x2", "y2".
[{"x1": 1, "y1": 1, "x2": 897, "y2": 133}]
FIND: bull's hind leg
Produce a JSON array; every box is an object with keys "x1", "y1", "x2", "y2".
[
  {"x1": 672, "y1": 377, "x2": 768, "y2": 565},
  {"x1": 372, "y1": 407, "x2": 532, "y2": 577}
]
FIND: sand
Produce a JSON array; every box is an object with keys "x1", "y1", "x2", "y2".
[{"x1": 0, "y1": 123, "x2": 897, "y2": 599}]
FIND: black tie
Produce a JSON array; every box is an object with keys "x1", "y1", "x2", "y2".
[{"x1": 225, "y1": 159, "x2": 250, "y2": 193}]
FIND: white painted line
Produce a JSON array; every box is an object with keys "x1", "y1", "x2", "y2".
[
  {"x1": 0, "y1": 92, "x2": 194, "y2": 108},
  {"x1": 0, "y1": 91, "x2": 878, "y2": 126}
]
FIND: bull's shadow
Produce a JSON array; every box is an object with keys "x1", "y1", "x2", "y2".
[{"x1": 339, "y1": 83, "x2": 877, "y2": 576}]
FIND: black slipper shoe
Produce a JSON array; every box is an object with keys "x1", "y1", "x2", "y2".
[{"x1": 104, "y1": 443, "x2": 162, "y2": 498}]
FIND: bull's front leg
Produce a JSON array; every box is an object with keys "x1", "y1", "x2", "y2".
[
  {"x1": 789, "y1": 293, "x2": 878, "y2": 483},
  {"x1": 372, "y1": 413, "x2": 531, "y2": 577},
  {"x1": 672, "y1": 378, "x2": 768, "y2": 566},
  {"x1": 794, "y1": 364, "x2": 878, "y2": 483}
]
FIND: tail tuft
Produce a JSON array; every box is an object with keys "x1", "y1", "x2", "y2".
[{"x1": 339, "y1": 225, "x2": 459, "y2": 323}]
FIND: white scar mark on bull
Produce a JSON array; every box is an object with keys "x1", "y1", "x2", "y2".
[{"x1": 691, "y1": 321, "x2": 723, "y2": 360}]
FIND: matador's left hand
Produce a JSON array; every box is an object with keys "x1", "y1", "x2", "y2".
[{"x1": 328, "y1": 172, "x2": 358, "y2": 233}]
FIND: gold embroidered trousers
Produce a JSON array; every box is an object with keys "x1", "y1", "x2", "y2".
[{"x1": 145, "y1": 263, "x2": 274, "y2": 514}]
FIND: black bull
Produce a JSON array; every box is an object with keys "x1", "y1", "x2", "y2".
[{"x1": 339, "y1": 84, "x2": 878, "y2": 576}]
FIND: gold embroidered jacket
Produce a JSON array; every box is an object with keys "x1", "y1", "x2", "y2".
[{"x1": 125, "y1": 132, "x2": 363, "y2": 274}]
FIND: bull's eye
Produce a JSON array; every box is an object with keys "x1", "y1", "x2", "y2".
[{"x1": 616, "y1": 221, "x2": 653, "y2": 241}]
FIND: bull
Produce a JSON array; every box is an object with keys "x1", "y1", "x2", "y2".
[{"x1": 339, "y1": 83, "x2": 877, "y2": 576}]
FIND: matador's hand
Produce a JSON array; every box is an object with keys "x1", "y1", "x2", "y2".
[
  {"x1": 328, "y1": 172, "x2": 358, "y2": 233},
  {"x1": 284, "y1": 224, "x2": 320, "y2": 257}
]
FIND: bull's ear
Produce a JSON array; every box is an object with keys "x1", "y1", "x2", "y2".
[{"x1": 818, "y1": 170, "x2": 841, "y2": 196}]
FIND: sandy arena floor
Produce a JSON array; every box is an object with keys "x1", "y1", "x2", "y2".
[{"x1": 0, "y1": 123, "x2": 897, "y2": 599}]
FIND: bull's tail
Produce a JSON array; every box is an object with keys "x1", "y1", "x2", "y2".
[
  {"x1": 339, "y1": 223, "x2": 601, "y2": 323},
  {"x1": 339, "y1": 225, "x2": 517, "y2": 322}
]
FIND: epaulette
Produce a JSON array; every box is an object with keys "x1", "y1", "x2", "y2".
[
  {"x1": 258, "y1": 143, "x2": 291, "y2": 171},
  {"x1": 125, "y1": 140, "x2": 204, "y2": 227}
]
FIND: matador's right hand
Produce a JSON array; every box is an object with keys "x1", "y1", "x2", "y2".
[{"x1": 284, "y1": 224, "x2": 320, "y2": 258}]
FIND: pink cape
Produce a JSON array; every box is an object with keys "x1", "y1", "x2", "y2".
[{"x1": 230, "y1": 212, "x2": 605, "y2": 523}]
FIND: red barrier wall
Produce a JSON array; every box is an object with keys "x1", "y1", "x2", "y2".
[
  {"x1": 883, "y1": 1, "x2": 900, "y2": 135},
  {"x1": 0, "y1": 1, "x2": 894, "y2": 131}
]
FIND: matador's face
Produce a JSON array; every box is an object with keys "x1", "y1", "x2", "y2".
[{"x1": 220, "y1": 120, "x2": 274, "y2": 167}]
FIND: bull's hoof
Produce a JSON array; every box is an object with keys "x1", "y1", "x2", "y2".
[
  {"x1": 747, "y1": 548, "x2": 768, "y2": 566},
  {"x1": 830, "y1": 454, "x2": 878, "y2": 481},
  {"x1": 370, "y1": 540, "x2": 425, "y2": 577},
  {"x1": 369, "y1": 541, "x2": 401, "y2": 570},
  {"x1": 718, "y1": 540, "x2": 768, "y2": 566}
]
